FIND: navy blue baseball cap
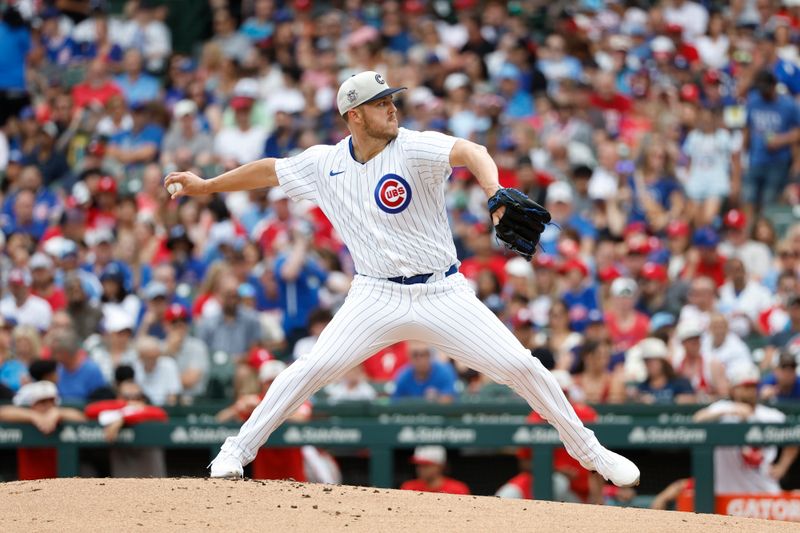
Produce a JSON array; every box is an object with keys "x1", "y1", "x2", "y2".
[{"x1": 692, "y1": 227, "x2": 719, "y2": 248}]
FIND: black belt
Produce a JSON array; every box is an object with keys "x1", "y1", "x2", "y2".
[{"x1": 387, "y1": 264, "x2": 458, "y2": 285}]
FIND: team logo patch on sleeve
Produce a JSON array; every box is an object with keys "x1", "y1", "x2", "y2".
[{"x1": 374, "y1": 174, "x2": 412, "y2": 213}]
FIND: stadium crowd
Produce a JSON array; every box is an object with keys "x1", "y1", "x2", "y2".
[{"x1": 2, "y1": 0, "x2": 800, "y2": 491}]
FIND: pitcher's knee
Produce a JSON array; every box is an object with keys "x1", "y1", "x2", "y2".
[{"x1": 494, "y1": 353, "x2": 543, "y2": 386}]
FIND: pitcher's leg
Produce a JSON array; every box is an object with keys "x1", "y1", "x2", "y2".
[
  {"x1": 417, "y1": 285, "x2": 602, "y2": 465},
  {"x1": 220, "y1": 282, "x2": 409, "y2": 465}
]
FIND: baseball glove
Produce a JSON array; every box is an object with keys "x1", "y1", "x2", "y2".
[{"x1": 487, "y1": 188, "x2": 551, "y2": 261}]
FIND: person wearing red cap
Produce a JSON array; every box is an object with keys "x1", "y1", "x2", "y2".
[
  {"x1": 682, "y1": 105, "x2": 736, "y2": 227},
  {"x1": 214, "y1": 78, "x2": 267, "y2": 168},
  {"x1": 162, "y1": 303, "x2": 210, "y2": 399},
  {"x1": 636, "y1": 262, "x2": 682, "y2": 317},
  {"x1": 665, "y1": 219, "x2": 691, "y2": 279},
  {"x1": 400, "y1": 446, "x2": 470, "y2": 495},
  {"x1": 559, "y1": 257, "x2": 600, "y2": 333},
  {"x1": 718, "y1": 208, "x2": 772, "y2": 281},
  {"x1": 86, "y1": 175, "x2": 119, "y2": 230},
  {"x1": 693, "y1": 364, "x2": 799, "y2": 494}
]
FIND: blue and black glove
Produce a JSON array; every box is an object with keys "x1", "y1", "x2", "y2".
[{"x1": 487, "y1": 188, "x2": 551, "y2": 261}]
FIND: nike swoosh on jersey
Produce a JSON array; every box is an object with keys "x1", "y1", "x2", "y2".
[{"x1": 329, "y1": 170, "x2": 345, "y2": 176}]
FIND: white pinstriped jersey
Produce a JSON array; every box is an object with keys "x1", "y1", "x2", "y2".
[{"x1": 275, "y1": 128, "x2": 459, "y2": 278}]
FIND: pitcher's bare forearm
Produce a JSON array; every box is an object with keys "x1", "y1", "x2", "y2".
[
  {"x1": 165, "y1": 158, "x2": 280, "y2": 199},
  {"x1": 204, "y1": 158, "x2": 279, "y2": 193}
]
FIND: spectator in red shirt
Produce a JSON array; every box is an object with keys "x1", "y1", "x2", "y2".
[
  {"x1": 605, "y1": 278, "x2": 650, "y2": 354},
  {"x1": 589, "y1": 71, "x2": 632, "y2": 115},
  {"x1": 0, "y1": 380, "x2": 85, "y2": 480},
  {"x1": 71, "y1": 58, "x2": 122, "y2": 110},
  {"x1": 29, "y1": 252, "x2": 66, "y2": 312},
  {"x1": 682, "y1": 227, "x2": 726, "y2": 287},
  {"x1": 400, "y1": 446, "x2": 470, "y2": 495}
]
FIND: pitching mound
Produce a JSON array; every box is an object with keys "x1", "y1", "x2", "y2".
[{"x1": 1, "y1": 478, "x2": 796, "y2": 533}]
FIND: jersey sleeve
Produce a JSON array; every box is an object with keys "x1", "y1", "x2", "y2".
[
  {"x1": 402, "y1": 130, "x2": 458, "y2": 184},
  {"x1": 274, "y1": 145, "x2": 330, "y2": 203}
]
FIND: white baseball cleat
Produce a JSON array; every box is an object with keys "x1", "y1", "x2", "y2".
[
  {"x1": 583, "y1": 448, "x2": 640, "y2": 488},
  {"x1": 208, "y1": 451, "x2": 244, "y2": 479}
]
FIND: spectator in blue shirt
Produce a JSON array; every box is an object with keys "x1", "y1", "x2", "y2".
[
  {"x1": 53, "y1": 329, "x2": 108, "y2": 402},
  {"x1": 761, "y1": 352, "x2": 800, "y2": 403},
  {"x1": 536, "y1": 34, "x2": 583, "y2": 95},
  {"x1": 106, "y1": 102, "x2": 163, "y2": 177},
  {"x1": 496, "y1": 64, "x2": 534, "y2": 119},
  {"x1": 239, "y1": 0, "x2": 275, "y2": 42},
  {"x1": 632, "y1": 338, "x2": 695, "y2": 404},
  {"x1": 114, "y1": 49, "x2": 160, "y2": 106},
  {"x1": 755, "y1": 30, "x2": 800, "y2": 97},
  {"x1": 274, "y1": 227, "x2": 328, "y2": 350},
  {"x1": 1, "y1": 188, "x2": 48, "y2": 241},
  {"x1": 538, "y1": 182, "x2": 596, "y2": 256},
  {"x1": 0, "y1": 7, "x2": 31, "y2": 125},
  {"x1": 743, "y1": 70, "x2": 800, "y2": 210},
  {"x1": 392, "y1": 342, "x2": 457, "y2": 403}
]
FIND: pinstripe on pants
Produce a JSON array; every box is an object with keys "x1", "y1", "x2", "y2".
[{"x1": 220, "y1": 273, "x2": 602, "y2": 466}]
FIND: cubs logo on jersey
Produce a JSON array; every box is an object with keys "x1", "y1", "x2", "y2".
[{"x1": 374, "y1": 174, "x2": 412, "y2": 213}]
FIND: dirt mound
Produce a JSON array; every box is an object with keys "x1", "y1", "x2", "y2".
[{"x1": 0, "y1": 478, "x2": 795, "y2": 533}]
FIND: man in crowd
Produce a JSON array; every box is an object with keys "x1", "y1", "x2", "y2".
[
  {"x1": 694, "y1": 364, "x2": 799, "y2": 494},
  {"x1": 392, "y1": 341, "x2": 457, "y2": 403},
  {"x1": 400, "y1": 446, "x2": 470, "y2": 495}
]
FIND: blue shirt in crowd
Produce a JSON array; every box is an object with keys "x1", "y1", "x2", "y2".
[
  {"x1": 746, "y1": 90, "x2": 800, "y2": 166},
  {"x1": 274, "y1": 255, "x2": 328, "y2": 333},
  {"x1": 627, "y1": 175, "x2": 683, "y2": 224},
  {"x1": 562, "y1": 285, "x2": 600, "y2": 333},
  {"x1": 57, "y1": 359, "x2": 107, "y2": 402},
  {"x1": 114, "y1": 73, "x2": 161, "y2": 105},
  {"x1": 761, "y1": 374, "x2": 800, "y2": 402},
  {"x1": 0, "y1": 21, "x2": 30, "y2": 90},
  {"x1": 392, "y1": 361, "x2": 458, "y2": 399},
  {"x1": 637, "y1": 378, "x2": 694, "y2": 403}
]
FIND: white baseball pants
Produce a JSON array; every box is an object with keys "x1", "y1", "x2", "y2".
[{"x1": 220, "y1": 273, "x2": 603, "y2": 466}]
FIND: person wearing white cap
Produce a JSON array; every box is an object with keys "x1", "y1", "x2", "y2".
[
  {"x1": 0, "y1": 267, "x2": 52, "y2": 332},
  {"x1": 694, "y1": 364, "x2": 799, "y2": 494},
  {"x1": 605, "y1": 278, "x2": 650, "y2": 354},
  {"x1": 400, "y1": 445, "x2": 470, "y2": 495},
  {"x1": 88, "y1": 308, "x2": 138, "y2": 384},
  {"x1": 0, "y1": 380, "x2": 86, "y2": 479},
  {"x1": 539, "y1": 181, "x2": 596, "y2": 256},
  {"x1": 673, "y1": 320, "x2": 726, "y2": 400},
  {"x1": 631, "y1": 338, "x2": 695, "y2": 404},
  {"x1": 162, "y1": 99, "x2": 213, "y2": 169},
  {"x1": 167, "y1": 70, "x2": 641, "y2": 490}
]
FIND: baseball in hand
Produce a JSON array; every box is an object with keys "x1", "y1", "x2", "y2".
[{"x1": 167, "y1": 182, "x2": 183, "y2": 195}]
